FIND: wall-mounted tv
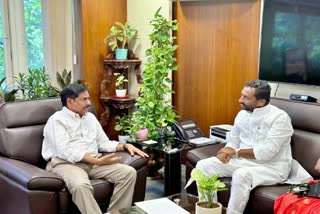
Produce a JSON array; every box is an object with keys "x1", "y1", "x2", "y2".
[{"x1": 259, "y1": 0, "x2": 320, "y2": 86}]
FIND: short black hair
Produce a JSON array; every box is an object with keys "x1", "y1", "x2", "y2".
[
  {"x1": 60, "y1": 84, "x2": 87, "y2": 107},
  {"x1": 245, "y1": 80, "x2": 271, "y2": 105}
]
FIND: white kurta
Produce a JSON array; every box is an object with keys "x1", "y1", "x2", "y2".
[
  {"x1": 226, "y1": 104, "x2": 294, "y2": 180},
  {"x1": 196, "y1": 104, "x2": 294, "y2": 214}
]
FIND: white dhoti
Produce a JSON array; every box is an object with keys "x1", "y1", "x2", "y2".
[{"x1": 196, "y1": 157, "x2": 286, "y2": 214}]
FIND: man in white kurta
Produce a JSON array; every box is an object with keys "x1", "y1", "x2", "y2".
[
  {"x1": 196, "y1": 80, "x2": 293, "y2": 214},
  {"x1": 42, "y1": 84, "x2": 148, "y2": 214}
]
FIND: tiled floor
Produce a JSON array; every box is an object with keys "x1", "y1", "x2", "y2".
[{"x1": 145, "y1": 165, "x2": 187, "y2": 200}]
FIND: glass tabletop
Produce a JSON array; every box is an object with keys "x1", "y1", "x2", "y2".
[{"x1": 127, "y1": 137, "x2": 186, "y2": 154}]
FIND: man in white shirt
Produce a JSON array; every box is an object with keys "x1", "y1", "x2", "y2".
[
  {"x1": 196, "y1": 80, "x2": 294, "y2": 214},
  {"x1": 42, "y1": 84, "x2": 148, "y2": 214}
]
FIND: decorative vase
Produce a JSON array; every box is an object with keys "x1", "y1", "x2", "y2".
[
  {"x1": 115, "y1": 48, "x2": 128, "y2": 60},
  {"x1": 135, "y1": 128, "x2": 148, "y2": 140},
  {"x1": 115, "y1": 89, "x2": 127, "y2": 97},
  {"x1": 195, "y1": 201, "x2": 222, "y2": 214}
]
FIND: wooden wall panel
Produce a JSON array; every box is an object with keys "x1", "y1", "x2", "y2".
[
  {"x1": 81, "y1": 0, "x2": 126, "y2": 139},
  {"x1": 173, "y1": 0, "x2": 261, "y2": 136}
]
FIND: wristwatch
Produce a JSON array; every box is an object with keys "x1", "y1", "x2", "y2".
[
  {"x1": 123, "y1": 143, "x2": 128, "y2": 151},
  {"x1": 235, "y1": 149, "x2": 240, "y2": 158}
]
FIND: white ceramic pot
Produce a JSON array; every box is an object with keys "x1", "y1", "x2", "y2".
[
  {"x1": 115, "y1": 89, "x2": 127, "y2": 97},
  {"x1": 118, "y1": 135, "x2": 130, "y2": 144},
  {"x1": 195, "y1": 201, "x2": 222, "y2": 214}
]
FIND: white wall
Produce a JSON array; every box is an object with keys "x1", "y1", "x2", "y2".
[
  {"x1": 270, "y1": 83, "x2": 320, "y2": 103},
  {"x1": 127, "y1": 0, "x2": 172, "y2": 96}
]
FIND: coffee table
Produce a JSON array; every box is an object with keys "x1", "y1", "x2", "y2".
[
  {"x1": 129, "y1": 138, "x2": 216, "y2": 196},
  {"x1": 128, "y1": 138, "x2": 184, "y2": 196},
  {"x1": 112, "y1": 193, "x2": 226, "y2": 214}
]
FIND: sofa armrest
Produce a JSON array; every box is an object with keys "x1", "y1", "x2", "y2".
[
  {"x1": 0, "y1": 156, "x2": 64, "y2": 191},
  {"x1": 107, "y1": 151, "x2": 149, "y2": 169},
  {"x1": 186, "y1": 143, "x2": 226, "y2": 167}
]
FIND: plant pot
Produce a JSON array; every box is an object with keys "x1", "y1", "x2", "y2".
[
  {"x1": 196, "y1": 201, "x2": 222, "y2": 214},
  {"x1": 115, "y1": 89, "x2": 127, "y2": 97},
  {"x1": 115, "y1": 48, "x2": 128, "y2": 60},
  {"x1": 135, "y1": 128, "x2": 148, "y2": 140},
  {"x1": 118, "y1": 135, "x2": 130, "y2": 144}
]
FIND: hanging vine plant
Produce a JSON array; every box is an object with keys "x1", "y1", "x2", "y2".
[{"x1": 131, "y1": 8, "x2": 178, "y2": 139}]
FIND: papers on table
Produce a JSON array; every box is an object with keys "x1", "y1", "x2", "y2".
[
  {"x1": 142, "y1": 140, "x2": 158, "y2": 145},
  {"x1": 135, "y1": 197, "x2": 190, "y2": 214}
]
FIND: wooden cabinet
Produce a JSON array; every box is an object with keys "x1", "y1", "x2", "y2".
[{"x1": 100, "y1": 59, "x2": 142, "y2": 126}]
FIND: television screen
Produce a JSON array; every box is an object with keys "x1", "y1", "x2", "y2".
[{"x1": 259, "y1": 0, "x2": 320, "y2": 86}]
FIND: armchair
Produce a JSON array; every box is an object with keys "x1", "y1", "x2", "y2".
[{"x1": 0, "y1": 98, "x2": 149, "y2": 214}]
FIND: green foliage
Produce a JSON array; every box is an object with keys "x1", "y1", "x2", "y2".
[
  {"x1": 0, "y1": 0, "x2": 43, "y2": 82},
  {"x1": 104, "y1": 22, "x2": 137, "y2": 51},
  {"x1": 0, "y1": 36, "x2": 4, "y2": 81},
  {"x1": 114, "y1": 114, "x2": 132, "y2": 135},
  {"x1": 57, "y1": 69, "x2": 72, "y2": 90},
  {"x1": 191, "y1": 169, "x2": 227, "y2": 208},
  {"x1": 0, "y1": 2, "x2": 4, "y2": 80},
  {"x1": 0, "y1": 77, "x2": 18, "y2": 102},
  {"x1": 15, "y1": 67, "x2": 58, "y2": 100},
  {"x1": 114, "y1": 72, "x2": 128, "y2": 89},
  {"x1": 130, "y1": 8, "x2": 178, "y2": 139},
  {"x1": 24, "y1": 0, "x2": 44, "y2": 69}
]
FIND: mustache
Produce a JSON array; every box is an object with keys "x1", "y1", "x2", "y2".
[{"x1": 240, "y1": 103, "x2": 247, "y2": 107}]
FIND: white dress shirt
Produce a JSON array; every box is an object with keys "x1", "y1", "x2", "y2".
[
  {"x1": 226, "y1": 104, "x2": 294, "y2": 177},
  {"x1": 42, "y1": 107, "x2": 119, "y2": 163}
]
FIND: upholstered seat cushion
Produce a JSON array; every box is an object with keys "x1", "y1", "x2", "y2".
[{"x1": 0, "y1": 156, "x2": 64, "y2": 191}]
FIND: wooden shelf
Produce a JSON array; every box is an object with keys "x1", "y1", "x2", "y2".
[
  {"x1": 100, "y1": 96, "x2": 136, "y2": 109},
  {"x1": 100, "y1": 59, "x2": 142, "y2": 126},
  {"x1": 103, "y1": 59, "x2": 143, "y2": 84}
]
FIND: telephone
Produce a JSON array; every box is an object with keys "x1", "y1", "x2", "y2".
[{"x1": 172, "y1": 119, "x2": 213, "y2": 146}]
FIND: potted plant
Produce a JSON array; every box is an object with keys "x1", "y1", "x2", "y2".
[
  {"x1": 130, "y1": 8, "x2": 178, "y2": 139},
  {"x1": 114, "y1": 72, "x2": 128, "y2": 97},
  {"x1": 191, "y1": 168, "x2": 227, "y2": 214},
  {"x1": 114, "y1": 114, "x2": 132, "y2": 143},
  {"x1": 15, "y1": 67, "x2": 59, "y2": 100},
  {"x1": 104, "y1": 22, "x2": 137, "y2": 60},
  {"x1": 0, "y1": 77, "x2": 18, "y2": 105},
  {"x1": 56, "y1": 69, "x2": 72, "y2": 90}
]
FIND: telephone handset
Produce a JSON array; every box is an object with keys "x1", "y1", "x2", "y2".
[{"x1": 173, "y1": 119, "x2": 205, "y2": 142}]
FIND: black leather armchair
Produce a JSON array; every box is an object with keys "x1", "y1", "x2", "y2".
[{"x1": 0, "y1": 98, "x2": 149, "y2": 214}]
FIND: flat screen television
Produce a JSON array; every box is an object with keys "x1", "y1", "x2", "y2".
[{"x1": 259, "y1": 0, "x2": 320, "y2": 86}]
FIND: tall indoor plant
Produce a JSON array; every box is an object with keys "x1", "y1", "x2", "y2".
[
  {"x1": 130, "y1": 8, "x2": 178, "y2": 139},
  {"x1": 104, "y1": 22, "x2": 137, "y2": 60}
]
